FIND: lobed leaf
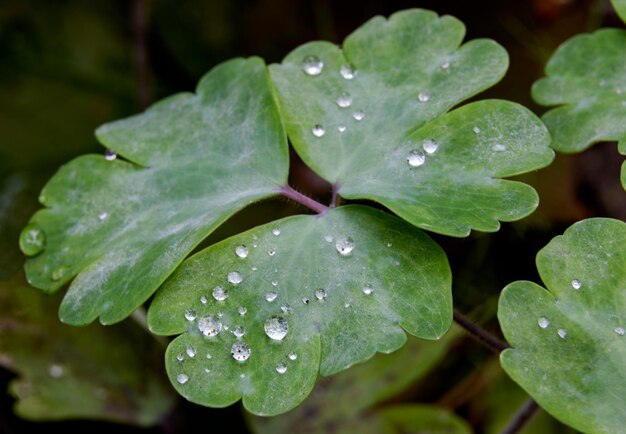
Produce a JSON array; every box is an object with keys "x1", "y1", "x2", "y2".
[
  {"x1": 612, "y1": 0, "x2": 626, "y2": 23},
  {"x1": 532, "y1": 28, "x2": 626, "y2": 189},
  {"x1": 498, "y1": 218, "x2": 626, "y2": 434},
  {"x1": 147, "y1": 205, "x2": 452, "y2": 415},
  {"x1": 18, "y1": 57, "x2": 289, "y2": 325},
  {"x1": 270, "y1": 8, "x2": 554, "y2": 236}
]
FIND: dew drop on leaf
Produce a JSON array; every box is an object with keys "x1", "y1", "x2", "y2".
[
  {"x1": 314, "y1": 289, "x2": 327, "y2": 300},
  {"x1": 232, "y1": 325, "x2": 245, "y2": 338},
  {"x1": 571, "y1": 279, "x2": 582, "y2": 290},
  {"x1": 557, "y1": 328, "x2": 567, "y2": 339},
  {"x1": 352, "y1": 110, "x2": 365, "y2": 121},
  {"x1": 288, "y1": 352, "x2": 298, "y2": 361},
  {"x1": 19, "y1": 223, "x2": 46, "y2": 256},
  {"x1": 324, "y1": 234, "x2": 333, "y2": 243},
  {"x1": 51, "y1": 266, "x2": 67, "y2": 281},
  {"x1": 280, "y1": 303, "x2": 292, "y2": 314},
  {"x1": 302, "y1": 55, "x2": 323, "y2": 76},
  {"x1": 231, "y1": 342, "x2": 252, "y2": 361},
  {"x1": 336, "y1": 92, "x2": 353, "y2": 108},
  {"x1": 266, "y1": 291, "x2": 278, "y2": 302},
  {"x1": 335, "y1": 235, "x2": 355, "y2": 256},
  {"x1": 472, "y1": 126, "x2": 481, "y2": 134},
  {"x1": 185, "y1": 308, "x2": 197, "y2": 321},
  {"x1": 227, "y1": 271, "x2": 243, "y2": 285},
  {"x1": 98, "y1": 212, "x2": 108, "y2": 221},
  {"x1": 362, "y1": 285, "x2": 374, "y2": 295},
  {"x1": 302, "y1": 297, "x2": 310, "y2": 304},
  {"x1": 268, "y1": 248, "x2": 276, "y2": 257},
  {"x1": 271, "y1": 280, "x2": 278, "y2": 287},
  {"x1": 186, "y1": 344, "x2": 196, "y2": 358},
  {"x1": 338, "y1": 125, "x2": 347, "y2": 133},
  {"x1": 272, "y1": 228, "x2": 281, "y2": 236},
  {"x1": 48, "y1": 364, "x2": 64, "y2": 378},
  {"x1": 212, "y1": 285, "x2": 228, "y2": 301},
  {"x1": 418, "y1": 91, "x2": 430, "y2": 102},
  {"x1": 339, "y1": 64, "x2": 356, "y2": 80},
  {"x1": 441, "y1": 61, "x2": 450, "y2": 70},
  {"x1": 538, "y1": 317, "x2": 550, "y2": 329},
  {"x1": 276, "y1": 363, "x2": 287, "y2": 374},
  {"x1": 235, "y1": 245, "x2": 249, "y2": 258},
  {"x1": 104, "y1": 148, "x2": 117, "y2": 161},
  {"x1": 176, "y1": 373, "x2": 189, "y2": 384},
  {"x1": 200, "y1": 295, "x2": 207, "y2": 304},
  {"x1": 238, "y1": 306, "x2": 247, "y2": 316},
  {"x1": 406, "y1": 150, "x2": 425, "y2": 167},
  {"x1": 492, "y1": 144, "x2": 507, "y2": 152},
  {"x1": 614, "y1": 326, "x2": 625, "y2": 336},
  {"x1": 264, "y1": 317, "x2": 289, "y2": 341},
  {"x1": 422, "y1": 139, "x2": 438, "y2": 154},
  {"x1": 312, "y1": 124, "x2": 325, "y2": 137},
  {"x1": 198, "y1": 315, "x2": 222, "y2": 337},
  {"x1": 176, "y1": 353, "x2": 184, "y2": 362}
]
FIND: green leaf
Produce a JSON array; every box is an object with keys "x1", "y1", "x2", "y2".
[
  {"x1": 379, "y1": 405, "x2": 473, "y2": 434},
  {"x1": 19, "y1": 57, "x2": 289, "y2": 325},
  {"x1": 248, "y1": 328, "x2": 464, "y2": 433},
  {"x1": 270, "y1": 8, "x2": 553, "y2": 236},
  {"x1": 147, "y1": 205, "x2": 452, "y2": 416},
  {"x1": 0, "y1": 277, "x2": 176, "y2": 426},
  {"x1": 498, "y1": 218, "x2": 626, "y2": 434},
  {"x1": 532, "y1": 28, "x2": 626, "y2": 189},
  {"x1": 612, "y1": 0, "x2": 626, "y2": 23}
]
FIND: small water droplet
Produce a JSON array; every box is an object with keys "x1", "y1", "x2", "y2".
[
  {"x1": 407, "y1": 150, "x2": 425, "y2": 167},
  {"x1": 422, "y1": 139, "x2": 438, "y2": 154},
  {"x1": 206, "y1": 353, "x2": 212, "y2": 360},
  {"x1": 272, "y1": 228, "x2": 281, "y2": 236},
  {"x1": 98, "y1": 212, "x2": 108, "y2": 221},
  {"x1": 280, "y1": 303, "x2": 292, "y2": 314},
  {"x1": 185, "y1": 308, "x2": 197, "y2": 321},
  {"x1": 338, "y1": 125, "x2": 347, "y2": 133},
  {"x1": 472, "y1": 126, "x2": 481, "y2": 134},
  {"x1": 268, "y1": 248, "x2": 276, "y2": 257},
  {"x1": 232, "y1": 325, "x2": 245, "y2": 338},
  {"x1": 48, "y1": 364, "x2": 64, "y2": 378},
  {"x1": 492, "y1": 144, "x2": 507, "y2": 152},
  {"x1": 235, "y1": 245, "x2": 249, "y2": 258},
  {"x1": 251, "y1": 266, "x2": 258, "y2": 271},
  {"x1": 302, "y1": 55, "x2": 323, "y2": 76},
  {"x1": 614, "y1": 326, "x2": 625, "y2": 336},
  {"x1": 212, "y1": 286, "x2": 228, "y2": 301},
  {"x1": 352, "y1": 110, "x2": 365, "y2": 121},
  {"x1": 312, "y1": 124, "x2": 325, "y2": 137},
  {"x1": 264, "y1": 317, "x2": 289, "y2": 341},
  {"x1": 344, "y1": 302, "x2": 351, "y2": 308},
  {"x1": 276, "y1": 363, "x2": 287, "y2": 374},
  {"x1": 104, "y1": 149, "x2": 117, "y2": 161},
  {"x1": 324, "y1": 235, "x2": 333, "y2": 243},
  {"x1": 538, "y1": 317, "x2": 550, "y2": 329},
  {"x1": 418, "y1": 91, "x2": 430, "y2": 102},
  {"x1": 200, "y1": 295, "x2": 207, "y2": 304},
  {"x1": 231, "y1": 342, "x2": 252, "y2": 361},
  {"x1": 51, "y1": 266, "x2": 67, "y2": 281},
  {"x1": 19, "y1": 224, "x2": 46, "y2": 256},
  {"x1": 272, "y1": 280, "x2": 278, "y2": 287},
  {"x1": 557, "y1": 328, "x2": 567, "y2": 339},
  {"x1": 315, "y1": 288, "x2": 327, "y2": 300},
  {"x1": 302, "y1": 297, "x2": 310, "y2": 304},
  {"x1": 176, "y1": 373, "x2": 189, "y2": 384},
  {"x1": 441, "y1": 61, "x2": 450, "y2": 69},
  {"x1": 288, "y1": 352, "x2": 298, "y2": 361},
  {"x1": 198, "y1": 315, "x2": 222, "y2": 337},
  {"x1": 186, "y1": 344, "x2": 196, "y2": 358},
  {"x1": 266, "y1": 291, "x2": 278, "y2": 302},
  {"x1": 571, "y1": 279, "x2": 582, "y2": 290},
  {"x1": 335, "y1": 235, "x2": 355, "y2": 256},
  {"x1": 238, "y1": 306, "x2": 247, "y2": 316},
  {"x1": 362, "y1": 286, "x2": 374, "y2": 295},
  {"x1": 227, "y1": 271, "x2": 243, "y2": 285},
  {"x1": 176, "y1": 353, "x2": 184, "y2": 362},
  {"x1": 204, "y1": 368, "x2": 211, "y2": 373},
  {"x1": 336, "y1": 92, "x2": 353, "y2": 108},
  {"x1": 340, "y1": 64, "x2": 356, "y2": 80},
  {"x1": 386, "y1": 242, "x2": 392, "y2": 248}
]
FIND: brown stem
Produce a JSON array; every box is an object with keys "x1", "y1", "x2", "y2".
[
  {"x1": 499, "y1": 398, "x2": 540, "y2": 434},
  {"x1": 453, "y1": 309, "x2": 509, "y2": 353}
]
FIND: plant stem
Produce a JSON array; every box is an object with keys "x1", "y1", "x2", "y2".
[
  {"x1": 131, "y1": 307, "x2": 169, "y2": 348},
  {"x1": 499, "y1": 398, "x2": 540, "y2": 434},
  {"x1": 453, "y1": 309, "x2": 509, "y2": 353},
  {"x1": 279, "y1": 185, "x2": 329, "y2": 214},
  {"x1": 330, "y1": 182, "x2": 340, "y2": 208}
]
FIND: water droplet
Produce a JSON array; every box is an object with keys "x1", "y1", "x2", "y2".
[
  {"x1": 352, "y1": 111, "x2": 365, "y2": 121},
  {"x1": 104, "y1": 148, "x2": 117, "y2": 161},
  {"x1": 266, "y1": 291, "x2": 278, "y2": 302},
  {"x1": 571, "y1": 279, "x2": 582, "y2": 290},
  {"x1": 324, "y1": 235, "x2": 333, "y2": 243},
  {"x1": 51, "y1": 266, "x2": 67, "y2": 281},
  {"x1": 614, "y1": 326, "x2": 625, "y2": 336},
  {"x1": 48, "y1": 364, "x2": 64, "y2": 378},
  {"x1": 422, "y1": 139, "x2": 438, "y2": 154},
  {"x1": 264, "y1": 317, "x2": 289, "y2": 341},
  {"x1": 198, "y1": 315, "x2": 222, "y2": 337},
  {"x1": 336, "y1": 92, "x2": 353, "y2": 108},
  {"x1": 280, "y1": 304, "x2": 292, "y2": 314},
  {"x1": 386, "y1": 242, "x2": 392, "y2": 248},
  {"x1": 204, "y1": 368, "x2": 211, "y2": 373},
  {"x1": 235, "y1": 245, "x2": 249, "y2": 258},
  {"x1": 272, "y1": 228, "x2": 281, "y2": 236},
  {"x1": 227, "y1": 271, "x2": 243, "y2": 285},
  {"x1": 268, "y1": 248, "x2": 276, "y2": 257},
  {"x1": 314, "y1": 288, "x2": 327, "y2": 301},
  {"x1": 276, "y1": 363, "x2": 287, "y2": 374},
  {"x1": 302, "y1": 297, "x2": 310, "y2": 304},
  {"x1": 492, "y1": 144, "x2": 507, "y2": 152},
  {"x1": 557, "y1": 328, "x2": 567, "y2": 339},
  {"x1": 185, "y1": 308, "x2": 197, "y2": 321},
  {"x1": 312, "y1": 124, "x2": 325, "y2": 137},
  {"x1": 288, "y1": 352, "x2": 298, "y2": 361},
  {"x1": 335, "y1": 235, "x2": 355, "y2": 256},
  {"x1": 186, "y1": 344, "x2": 196, "y2": 358},
  {"x1": 200, "y1": 295, "x2": 207, "y2": 304},
  {"x1": 472, "y1": 126, "x2": 481, "y2": 134},
  {"x1": 338, "y1": 125, "x2": 347, "y2": 133},
  {"x1": 98, "y1": 212, "x2": 108, "y2": 221},
  {"x1": 344, "y1": 302, "x2": 351, "y2": 308},
  {"x1": 441, "y1": 61, "x2": 450, "y2": 69},
  {"x1": 362, "y1": 286, "x2": 374, "y2": 295},
  {"x1": 406, "y1": 150, "x2": 425, "y2": 167},
  {"x1": 272, "y1": 280, "x2": 278, "y2": 287},
  {"x1": 232, "y1": 325, "x2": 245, "y2": 338},
  {"x1": 251, "y1": 266, "x2": 258, "y2": 271},
  {"x1": 176, "y1": 353, "x2": 184, "y2": 362},
  {"x1": 302, "y1": 55, "x2": 323, "y2": 76},
  {"x1": 212, "y1": 286, "x2": 228, "y2": 301},
  {"x1": 231, "y1": 342, "x2": 251, "y2": 361},
  {"x1": 238, "y1": 306, "x2": 247, "y2": 316},
  {"x1": 538, "y1": 317, "x2": 550, "y2": 329},
  {"x1": 206, "y1": 353, "x2": 212, "y2": 360},
  {"x1": 340, "y1": 64, "x2": 356, "y2": 80},
  {"x1": 19, "y1": 223, "x2": 46, "y2": 256},
  {"x1": 176, "y1": 373, "x2": 189, "y2": 384},
  {"x1": 418, "y1": 91, "x2": 430, "y2": 102}
]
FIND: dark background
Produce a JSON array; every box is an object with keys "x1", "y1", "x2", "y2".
[{"x1": 1, "y1": 0, "x2": 624, "y2": 433}]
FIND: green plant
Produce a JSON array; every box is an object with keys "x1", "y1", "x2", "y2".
[{"x1": 3, "y1": 3, "x2": 625, "y2": 434}]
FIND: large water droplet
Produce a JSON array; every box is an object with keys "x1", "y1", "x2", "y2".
[
  {"x1": 276, "y1": 363, "x2": 287, "y2": 374},
  {"x1": 228, "y1": 271, "x2": 243, "y2": 285},
  {"x1": 614, "y1": 326, "x2": 625, "y2": 336},
  {"x1": 407, "y1": 150, "x2": 425, "y2": 167},
  {"x1": 362, "y1": 285, "x2": 374, "y2": 295},
  {"x1": 336, "y1": 92, "x2": 353, "y2": 108},
  {"x1": 235, "y1": 245, "x2": 249, "y2": 258},
  {"x1": 557, "y1": 328, "x2": 567, "y2": 339},
  {"x1": 186, "y1": 344, "x2": 196, "y2": 358},
  {"x1": 312, "y1": 124, "x2": 325, "y2": 137},
  {"x1": 340, "y1": 64, "x2": 356, "y2": 80},
  {"x1": 418, "y1": 91, "x2": 430, "y2": 102},
  {"x1": 185, "y1": 308, "x2": 197, "y2": 321},
  {"x1": 302, "y1": 55, "x2": 323, "y2": 76},
  {"x1": 288, "y1": 352, "x2": 298, "y2": 361},
  {"x1": 264, "y1": 317, "x2": 289, "y2": 341},
  {"x1": 571, "y1": 279, "x2": 582, "y2": 290},
  {"x1": 352, "y1": 111, "x2": 365, "y2": 121},
  {"x1": 538, "y1": 317, "x2": 550, "y2": 329},
  {"x1": 232, "y1": 325, "x2": 245, "y2": 338},
  {"x1": 176, "y1": 373, "x2": 189, "y2": 384},
  {"x1": 104, "y1": 148, "x2": 117, "y2": 161},
  {"x1": 231, "y1": 342, "x2": 252, "y2": 362},
  {"x1": 198, "y1": 315, "x2": 222, "y2": 337},
  {"x1": 212, "y1": 286, "x2": 228, "y2": 301},
  {"x1": 266, "y1": 291, "x2": 278, "y2": 302},
  {"x1": 314, "y1": 288, "x2": 327, "y2": 301},
  {"x1": 335, "y1": 235, "x2": 355, "y2": 256},
  {"x1": 19, "y1": 223, "x2": 46, "y2": 256},
  {"x1": 422, "y1": 139, "x2": 438, "y2": 154}
]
